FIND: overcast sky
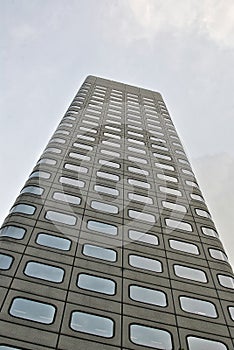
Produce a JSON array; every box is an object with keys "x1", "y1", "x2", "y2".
[{"x1": 1, "y1": 0, "x2": 234, "y2": 267}]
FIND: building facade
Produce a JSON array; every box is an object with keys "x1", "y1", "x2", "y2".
[{"x1": 0, "y1": 75, "x2": 233, "y2": 349}]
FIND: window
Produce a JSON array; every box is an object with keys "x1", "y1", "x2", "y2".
[
  {"x1": 157, "y1": 174, "x2": 178, "y2": 183},
  {"x1": 186, "y1": 180, "x2": 198, "y2": 188},
  {"x1": 104, "y1": 132, "x2": 120, "y2": 140},
  {"x1": 20, "y1": 186, "x2": 44, "y2": 196},
  {"x1": 128, "y1": 131, "x2": 143, "y2": 138},
  {"x1": 0, "y1": 253, "x2": 13, "y2": 270},
  {"x1": 153, "y1": 153, "x2": 171, "y2": 161},
  {"x1": 128, "y1": 193, "x2": 153, "y2": 205},
  {"x1": 73, "y1": 142, "x2": 93, "y2": 151},
  {"x1": 37, "y1": 158, "x2": 57, "y2": 166},
  {"x1": 130, "y1": 285, "x2": 167, "y2": 307},
  {"x1": 169, "y1": 240, "x2": 199, "y2": 255},
  {"x1": 55, "y1": 129, "x2": 69, "y2": 135},
  {"x1": 128, "y1": 156, "x2": 147, "y2": 164},
  {"x1": 155, "y1": 163, "x2": 174, "y2": 171},
  {"x1": 195, "y1": 208, "x2": 211, "y2": 219},
  {"x1": 10, "y1": 298, "x2": 55, "y2": 324},
  {"x1": 91, "y1": 201, "x2": 118, "y2": 214},
  {"x1": 218, "y1": 274, "x2": 234, "y2": 289},
  {"x1": 150, "y1": 136, "x2": 166, "y2": 143},
  {"x1": 174, "y1": 265, "x2": 207, "y2": 283},
  {"x1": 209, "y1": 248, "x2": 228, "y2": 261},
  {"x1": 105, "y1": 125, "x2": 121, "y2": 132},
  {"x1": 29, "y1": 171, "x2": 51, "y2": 179},
  {"x1": 64, "y1": 163, "x2": 88, "y2": 174},
  {"x1": 77, "y1": 274, "x2": 116, "y2": 295},
  {"x1": 160, "y1": 186, "x2": 182, "y2": 197},
  {"x1": 129, "y1": 210, "x2": 156, "y2": 223},
  {"x1": 129, "y1": 255, "x2": 162, "y2": 273},
  {"x1": 60, "y1": 122, "x2": 73, "y2": 127},
  {"x1": 127, "y1": 138, "x2": 145, "y2": 146},
  {"x1": 24, "y1": 261, "x2": 64, "y2": 283},
  {"x1": 96, "y1": 171, "x2": 119, "y2": 182},
  {"x1": 162, "y1": 201, "x2": 186, "y2": 213},
  {"x1": 165, "y1": 218, "x2": 192, "y2": 232},
  {"x1": 190, "y1": 193, "x2": 204, "y2": 202},
  {"x1": 152, "y1": 144, "x2": 168, "y2": 152},
  {"x1": 79, "y1": 127, "x2": 98, "y2": 134},
  {"x1": 53, "y1": 192, "x2": 81, "y2": 205},
  {"x1": 77, "y1": 134, "x2": 95, "y2": 142},
  {"x1": 69, "y1": 152, "x2": 90, "y2": 161},
  {"x1": 130, "y1": 324, "x2": 172, "y2": 349},
  {"x1": 0, "y1": 225, "x2": 26, "y2": 240},
  {"x1": 87, "y1": 220, "x2": 117, "y2": 236},
  {"x1": 182, "y1": 168, "x2": 193, "y2": 176},
  {"x1": 100, "y1": 149, "x2": 120, "y2": 158},
  {"x1": 128, "y1": 178, "x2": 150, "y2": 189},
  {"x1": 59, "y1": 176, "x2": 85, "y2": 188},
  {"x1": 94, "y1": 185, "x2": 119, "y2": 196},
  {"x1": 0, "y1": 346, "x2": 22, "y2": 350},
  {"x1": 44, "y1": 147, "x2": 61, "y2": 154},
  {"x1": 83, "y1": 244, "x2": 117, "y2": 262},
  {"x1": 187, "y1": 336, "x2": 227, "y2": 350},
  {"x1": 180, "y1": 296, "x2": 217, "y2": 317},
  {"x1": 201, "y1": 226, "x2": 218, "y2": 238},
  {"x1": 70, "y1": 311, "x2": 114, "y2": 338},
  {"x1": 128, "y1": 166, "x2": 149, "y2": 176},
  {"x1": 228, "y1": 306, "x2": 234, "y2": 321},
  {"x1": 45, "y1": 210, "x2": 77, "y2": 226},
  {"x1": 99, "y1": 159, "x2": 120, "y2": 169},
  {"x1": 129, "y1": 230, "x2": 158, "y2": 245},
  {"x1": 50, "y1": 137, "x2": 66, "y2": 144},
  {"x1": 128, "y1": 146, "x2": 146, "y2": 154},
  {"x1": 10, "y1": 204, "x2": 36, "y2": 215},
  {"x1": 36, "y1": 233, "x2": 71, "y2": 251},
  {"x1": 102, "y1": 140, "x2": 120, "y2": 147}
]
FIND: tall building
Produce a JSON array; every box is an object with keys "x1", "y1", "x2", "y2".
[{"x1": 0, "y1": 75, "x2": 233, "y2": 350}]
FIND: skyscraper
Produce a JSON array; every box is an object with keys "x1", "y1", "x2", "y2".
[{"x1": 0, "y1": 75, "x2": 233, "y2": 349}]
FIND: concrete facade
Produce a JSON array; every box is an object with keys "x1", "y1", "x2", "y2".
[{"x1": 0, "y1": 75, "x2": 233, "y2": 349}]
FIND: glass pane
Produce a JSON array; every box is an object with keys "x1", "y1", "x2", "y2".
[
  {"x1": 187, "y1": 336, "x2": 227, "y2": 350},
  {"x1": 99, "y1": 159, "x2": 120, "y2": 169},
  {"x1": 201, "y1": 227, "x2": 218, "y2": 238},
  {"x1": 10, "y1": 298, "x2": 55, "y2": 324},
  {"x1": 157, "y1": 174, "x2": 178, "y2": 183},
  {"x1": 91, "y1": 201, "x2": 118, "y2": 214},
  {"x1": 218, "y1": 275, "x2": 234, "y2": 289},
  {"x1": 37, "y1": 158, "x2": 57, "y2": 165},
  {"x1": 228, "y1": 306, "x2": 234, "y2": 320},
  {"x1": 162, "y1": 201, "x2": 187, "y2": 213},
  {"x1": 155, "y1": 163, "x2": 174, "y2": 171},
  {"x1": 195, "y1": 208, "x2": 211, "y2": 218},
  {"x1": 77, "y1": 274, "x2": 115, "y2": 295},
  {"x1": 209, "y1": 249, "x2": 228, "y2": 261},
  {"x1": 0, "y1": 346, "x2": 22, "y2": 350},
  {"x1": 128, "y1": 166, "x2": 149, "y2": 176},
  {"x1": 10, "y1": 204, "x2": 35, "y2": 215},
  {"x1": 20, "y1": 186, "x2": 44, "y2": 196},
  {"x1": 87, "y1": 220, "x2": 117, "y2": 235},
  {"x1": 53, "y1": 192, "x2": 81, "y2": 205},
  {"x1": 128, "y1": 178, "x2": 150, "y2": 189},
  {"x1": 128, "y1": 193, "x2": 153, "y2": 205},
  {"x1": 128, "y1": 210, "x2": 156, "y2": 223},
  {"x1": 180, "y1": 296, "x2": 217, "y2": 317},
  {"x1": 59, "y1": 176, "x2": 85, "y2": 188},
  {"x1": 0, "y1": 254, "x2": 13, "y2": 270},
  {"x1": 190, "y1": 193, "x2": 204, "y2": 202},
  {"x1": 130, "y1": 324, "x2": 172, "y2": 349},
  {"x1": 69, "y1": 152, "x2": 90, "y2": 161},
  {"x1": 130, "y1": 285, "x2": 167, "y2": 307},
  {"x1": 70, "y1": 312, "x2": 114, "y2": 338},
  {"x1": 174, "y1": 265, "x2": 207, "y2": 283},
  {"x1": 169, "y1": 240, "x2": 199, "y2": 255},
  {"x1": 96, "y1": 171, "x2": 119, "y2": 182},
  {"x1": 159, "y1": 186, "x2": 181, "y2": 196},
  {"x1": 45, "y1": 210, "x2": 76, "y2": 226},
  {"x1": 94, "y1": 185, "x2": 119, "y2": 196},
  {"x1": 129, "y1": 255, "x2": 162, "y2": 273},
  {"x1": 129, "y1": 230, "x2": 158, "y2": 245},
  {"x1": 44, "y1": 147, "x2": 61, "y2": 154},
  {"x1": 24, "y1": 261, "x2": 64, "y2": 283},
  {"x1": 0, "y1": 226, "x2": 26, "y2": 239},
  {"x1": 165, "y1": 218, "x2": 192, "y2": 232},
  {"x1": 64, "y1": 163, "x2": 88, "y2": 174},
  {"x1": 83, "y1": 244, "x2": 117, "y2": 262},
  {"x1": 29, "y1": 171, "x2": 51, "y2": 179},
  {"x1": 36, "y1": 233, "x2": 71, "y2": 251}
]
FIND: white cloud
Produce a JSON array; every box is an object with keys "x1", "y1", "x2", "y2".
[{"x1": 112, "y1": 0, "x2": 234, "y2": 47}]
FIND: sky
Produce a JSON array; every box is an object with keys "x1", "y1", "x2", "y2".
[{"x1": 1, "y1": 0, "x2": 234, "y2": 267}]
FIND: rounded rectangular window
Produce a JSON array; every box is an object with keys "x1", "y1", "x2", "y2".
[
  {"x1": 128, "y1": 210, "x2": 156, "y2": 223},
  {"x1": 162, "y1": 201, "x2": 187, "y2": 213},
  {"x1": 129, "y1": 230, "x2": 158, "y2": 246},
  {"x1": 69, "y1": 152, "x2": 90, "y2": 161},
  {"x1": 10, "y1": 204, "x2": 36, "y2": 215},
  {"x1": 218, "y1": 275, "x2": 234, "y2": 289},
  {"x1": 87, "y1": 220, "x2": 118, "y2": 236},
  {"x1": 130, "y1": 285, "x2": 167, "y2": 307},
  {"x1": 83, "y1": 244, "x2": 117, "y2": 262},
  {"x1": 195, "y1": 208, "x2": 211, "y2": 219},
  {"x1": 36, "y1": 233, "x2": 71, "y2": 251},
  {"x1": 129, "y1": 255, "x2": 162, "y2": 273},
  {"x1": 209, "y1": 248, "x2": 228, "y2": 261},
  {"x1": 180, "y1": 296, "x2": 217, "y2": 318},
  {"x1": 53, "y1": 192, "x2": 81, "y2": 205},
  {"x1": 99, "y1": 159, "x2": 120, "y2": 169},
  {"x1": 0, "y1": 345, "x2": 23, "y2": 349},
  {"x1": 100, "y1": 149, "x2": 120, "y2": 158},
  {"x1": 128, "y1": 193, "x2": 153, "y2": 205},
  {"x1": 94, "y1": 185, "x2": 119, "y2": 197},
  {"x1": 64, "y1": 163, "x2": 88, "y2": 174},
  {"x1": 70, "y1": 311, "x2": 114, "y2": 338},
  {"x1": 174, "y1": 265, "x2": 207, "y2": 283},
  {"x1": 187, "y1": 336, "x2": 227, "y2": 350},
  {"x1": 59, "y1": 176, "x2": 85, "y2": 188},
  {"x1": 96, "y1": 171, "x2": 119, "y2": 182},
  {"x1": 153, "y1": 153, "x2": 171, "y2": 161},
  {"x1": 44, "y1": 147, "x2": 61, "y2": 154},
  {"x1": 169, "y1": 240, "x2": 199, "y2": 255},
  {"x1": 159, "y1": 186, "x2": 182, "y2": 196},
  {"x1": 190, "y1": 193, "x2": 204, "y2": 202},
  {"x1": 201, "y1": 226, "x2": 218, "y2": 238},
  {"x1": 130, "y1": 324, "x2": 172, "y2": 349},
  {"x1": 165, "y1": 218, "x2": 192, "y2": 232},
  {"x1": 228, "y1": 306, "x2": 234, "y2": 321},
  {"x1": 24, "y1": 261, "x2": 64, "y2": 283},
  {"x1": 155, "y1": 163, "x2": 174, "y2": 171},
  {"x1": 128, "y1": 146, "x2": 146, "y2": 155},
  {"x1": 37, "y1": 158, "x2": 57, "y2": 166},
  {"x1": 128, "y1": 178, "x2": 150, "y2": 189},
  {"x1": 77, "y1": 274, "x2": 116, "y2": 295},
  {"x1": 29, "y1": 171, "x2": 51, "y2": 179},
  {"x1": 45, "y1": 210, "x2": 77, "y2": 226},
  {"x1": 157, "y1": 174, "x2": 178, "y2": 183},
  {"x1": 128, "y1": 156, "x2": 147, "y2": 165},
  {"x1": 0, "y1": 226, "x2": 26, "y2": 240},
  {"x1": 90, "y1": 201, "x2": 118, "y2": 214},
  {"x1": 10, "y1": 298, "x2": 56, "y2": 324},
  {"x1": 128, "y1": 166, "x2": 149, "y2": 176},
  {"x1": 0, "y1": 253, "x2": 13, "y2": 270},
  {"x1": 20, "y1": 186, "x2": 44, "y2": 196}
]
